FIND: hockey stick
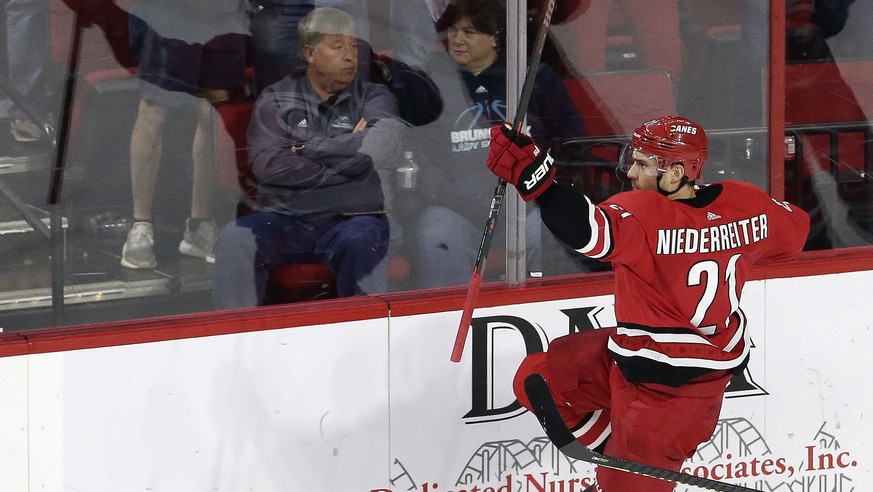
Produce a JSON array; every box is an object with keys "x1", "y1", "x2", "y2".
[
  {"x1": 523, "y1": 373, "x2": 762, "y2": 492},
  {"x1": 450, "y1": 0, "x2": 557, "y2": 363}
]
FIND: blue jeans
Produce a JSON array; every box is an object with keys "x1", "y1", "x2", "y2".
[
  {"x1": 248, "y1": 3, "x2": 313, "y2": 95},
  {"x1": 248, "y1": 1, "x2": 371, "y2": 95},
  {"x1": 415, "y1": 205, "x2": 543, "y2": 289},
  {"x1": 212, "y1": 212, "x2": 390, "y2": 309},
  {"x1": 1, "y1": 0, "x2": 50, "y2": 119}
]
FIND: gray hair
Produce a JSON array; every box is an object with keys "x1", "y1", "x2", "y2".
[{"x1": 298, "y1": 7, "x2": 356, "y2": 55}]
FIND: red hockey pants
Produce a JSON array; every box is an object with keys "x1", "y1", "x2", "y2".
[{"x1": 513, "y1": 328, "x2": 731, "y2": 492}]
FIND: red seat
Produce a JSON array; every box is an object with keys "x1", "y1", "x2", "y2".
[
  {"x1": 785, "y1": 62, "x2": 867, "y2": 126},
  {"x1": 785, "y1": 61, "x2": 871, "y2": 184},
  {"x1": 562, "y1": 69, "x2": 675, "y2": 137},
  {"x1": 559, "y1": 70, "x2": 676, "y2": 202},
  {"x1": 264, "y1": 262, "x2": 337, "y2": 304},
  {"x1": 783, "y1": 60, "x2": 873, "y2": 248}
]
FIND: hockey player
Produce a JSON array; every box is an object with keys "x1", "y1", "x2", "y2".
[{"x1": 485, "y1": 115, "x2": 810, "y2": 491}]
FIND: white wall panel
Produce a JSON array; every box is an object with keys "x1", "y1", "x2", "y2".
[{"x1": 1, "y1": 270, "x2": 872, "y2": 491}]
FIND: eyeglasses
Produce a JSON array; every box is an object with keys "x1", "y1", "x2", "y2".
[{"x1": 447, "y1": 26, "x2": 486, "y2": 38}]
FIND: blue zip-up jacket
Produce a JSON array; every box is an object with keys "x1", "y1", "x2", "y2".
[{"x1": 247, "y1": 73, "x2": 401, "y2": 217}]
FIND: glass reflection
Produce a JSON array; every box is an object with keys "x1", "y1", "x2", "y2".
[{"x1": 0, "y1": 0, "x2": 870, "y2": 331}]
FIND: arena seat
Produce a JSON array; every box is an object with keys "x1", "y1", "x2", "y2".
[
  {"x1": 562, "y1": 69, "x2": 676, "y2": 137},
  {"x1": 784, "y1": 60, "x2": 872, "y2": 185},
  {"x1": 785, "y1": 61, "x2": 868, "y2": 126},
  {"x1": 557, "y1": 69, "x2": 675, "y2": 203},
  {"x1": 784, "y1": 60, "x2": 873, "y2": 248}
]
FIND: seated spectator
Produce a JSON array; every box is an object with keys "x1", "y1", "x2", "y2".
[
  {"x1": 212, "y1": 7, "x2": 404, "y2": 308},
  {"x1": 247, "y1": 0, "x2": 442, "y2": 126},
  {"x1": 406, "y1": 0, "x2": 588, "y2": 288}
]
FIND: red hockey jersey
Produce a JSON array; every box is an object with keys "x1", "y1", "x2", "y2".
[{"x1": 576, "y1": 180, "x2": 810, "y2": 385}]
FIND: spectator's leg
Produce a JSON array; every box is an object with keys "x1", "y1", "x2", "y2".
[
  {"x1": 129, "y1": 99, "x2": 169, "y2": 221},
  {"x1": 5, "y1": 0, "x2": 51, "y2": 139},
  {"x1": 212, "y1": 218, "x2": 266, "y2": 309},
  {"x1": 415, "y1": 206, "x2": 480, "y2": 288},
  {"x1": 318, "y1": 215, "x2": 390, "y2": 296},
  {"x1": 212, "y1": 212, "x2": 317, "y2": 309},
  {"x1": 5, "y1": 0, "x2": 49, "y2": 105},
  {"x1": 249, "y1": 4, "x2": 313, "y2": 96},
  {"x1": 190, "y1": 96, "x2": 218, "y2": 220}
]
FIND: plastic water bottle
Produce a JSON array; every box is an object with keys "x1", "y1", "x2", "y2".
[
  {"x1": 743, "y1": 137, "x2": 759, "y2": 162},
  {"x1": 396, "y1": 151, "x2": 419, "y2": 190}
]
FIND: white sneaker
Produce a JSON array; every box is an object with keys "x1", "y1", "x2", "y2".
[
  {"x1": 10, "y1": 118, "x2": 42, "y2": 142},
  {"x1": 178, "y1": 218, "x2": 218, "y2": 263},
  {"x1": 121, "y1": 221, "x2": 157, "y2": 269}
]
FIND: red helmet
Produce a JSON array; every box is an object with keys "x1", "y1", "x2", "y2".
[{"x1": 623, "y1": 115, "x2": 708, "y2": 180}]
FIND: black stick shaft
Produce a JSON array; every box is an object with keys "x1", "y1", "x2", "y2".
[
  {"x1": 475, "y1": 0, "x2": 556, "y2": 271},
  {"x1": 452, "y1": 0, "x2": 557, "y2": 362}
]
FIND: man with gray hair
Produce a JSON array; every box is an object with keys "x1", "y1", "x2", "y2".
[
  {"x1": 246, "y1": 0, "x2": 370, "y2": 95},
  {"x1": 212, "y1": 7, "x2": 403, "y2": 308}
]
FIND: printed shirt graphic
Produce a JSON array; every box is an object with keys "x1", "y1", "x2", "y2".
[
  {"x1": 578, "y1": 181, "x2": 810, "y2": 385},
  {"x1": 448, "y1": 84, "x2": 505, "y2": 154}
]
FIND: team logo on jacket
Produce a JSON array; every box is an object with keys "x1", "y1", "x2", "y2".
[{"x1": 331, "y1": 115, "x2": 354, "y2": 131}]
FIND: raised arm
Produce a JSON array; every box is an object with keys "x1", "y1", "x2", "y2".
[{"x1": 486, "y1": 123, "x2": 597, "y2": 249}]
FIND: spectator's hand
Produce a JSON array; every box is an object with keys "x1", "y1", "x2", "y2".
[
  {"x1": 487, "y1": 123, "x2": 555, "y2": 201},
  {"x1": 353, "y1": 118, "x2": 368, "y2": 133}
]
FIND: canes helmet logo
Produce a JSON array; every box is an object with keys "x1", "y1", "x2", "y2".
[{"x1": 670, "y1": 124, "x2": 698, "y2": 134}]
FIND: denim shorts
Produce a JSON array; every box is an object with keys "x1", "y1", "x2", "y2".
[{"x1": 133, "y1": 20, "x2": 247, "y2": 105}]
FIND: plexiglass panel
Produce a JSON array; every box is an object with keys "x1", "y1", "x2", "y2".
[
  {"x1": 783, "y1": 0, "x2": 873, "y2": 250},
  {"x1": 0, "y1": 0, "x2": 871, "y2": 331}
]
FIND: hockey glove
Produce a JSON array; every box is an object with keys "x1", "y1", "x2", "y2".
[{"x1": 487, "y1": 123, "x2": 555, "y2": 201}]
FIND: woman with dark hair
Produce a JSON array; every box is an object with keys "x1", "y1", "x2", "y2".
[{"x1": 406, "y1": 0, "x2": 588, "y2": 288}]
